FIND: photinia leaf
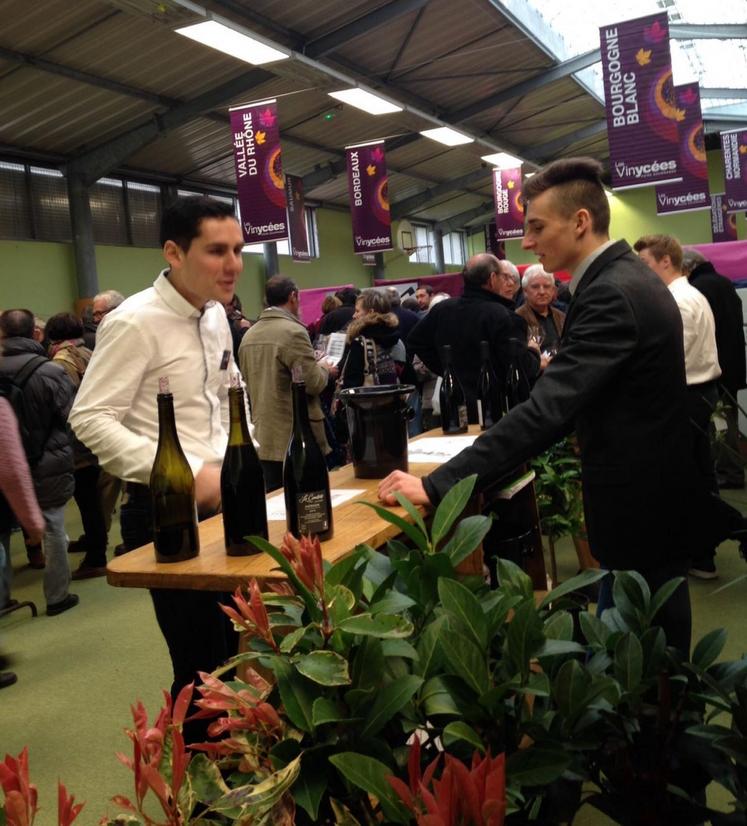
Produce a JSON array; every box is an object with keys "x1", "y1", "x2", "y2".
[
  {"x1": 338, "y1": 613, "x2": 413, "y2": 639},
  {"x1": 295, "y1": 651, "x2": 351, "y2": 686}
]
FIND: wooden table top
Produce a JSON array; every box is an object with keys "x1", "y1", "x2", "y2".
[{"x1": 106, "y1": 427, "x2": 482, "y2": 592}]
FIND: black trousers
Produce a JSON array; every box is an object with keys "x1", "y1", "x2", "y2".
[
  {"x1": 73, "y1": 464, "x2": 108, "y2": 567},
  {"x1": 120, "y1": 483, "x2": 238, "y2": 744}
]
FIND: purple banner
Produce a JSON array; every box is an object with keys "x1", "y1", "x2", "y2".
[
  {"x1": 285, "y1": 174, "x2": 310, "y2": 262},
  {"x1": 710, "y1": 193, "x2": 739, "y2": 243},
  {"x1": 346, "y1": 141, "x2": 392, "y2": 255},
  {"x1": 484, "y1": 222, "x2": 506, "y2": 259},
  {"x1": 600, "y1": 13, "x2": 682, "y2": 190},
  {"x1": 230, "y1": 99, "x2": 287, "y2": 243},
  {"x1": 655, "y1": 83, "x2": 710, "y2": 214},
  {"x1": 721, "y1": 129, "x2": 747, "y2": 213},
  {"x1": 492, "y1": 167, "x2": 524, "y2": 239}
]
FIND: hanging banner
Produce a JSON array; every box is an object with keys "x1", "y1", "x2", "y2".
[
  {"x1": 229, "y1": 98, "x2": 287, "y2": 243},
  {"x1": 721, "y1": 129, "x2": 747, "y2": 213},
  {"x1": 710, "y1": 193, "x2": 738, "y2": 243},
  {"x1": 484, "y1": 222, "x2": 506, "y2": 259},
  {"x1": 346, "y1": 140, "x2": 392, "y2": 255},
  {"x1": 492, "y1": 167, "x2": 524, "y2": 240},
  {"x1": 655, "y1": 83, "x2": 710, "y2": 215},
  {"x1": 600, "y1": 13, "x2": 682, "y2": 190},
  {"x1": 284, "y1": 174, "x2": 310, "y2": 262}
]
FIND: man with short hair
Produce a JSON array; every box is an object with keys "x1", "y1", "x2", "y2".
[
  {"x1": 0, "y1": 308, "x2": 78, "y2": 616},
  {"x1": 379, "y1": 157, "x2": 720, "y2": 655},
  {"x1": 516, "y1": 264, "x2": 566, "y2": 360},
  {"x1": 70, "y1": 196, "x2": 245, "y2": 734},
  {"x1": 494, "y1": 260, "x2": 521, "y2": 303},
  {"x1": 239, "y1": 276, "x2": 336, "y2": 492},
  {"x1": 384, "y1": 286, "x2": 420, "y2": 342},
  {"x1": 92, "y1": 290, "x2": 125, "y2": 326},
  {"x1": 683, "y1": 249, "x2": 747, "y2": 490},
  {"x1": 634, "y1": 235, "x2": 722, "y2": 579},
  {"x1": 319, "y1": 287, "x2": 359, "y2": 335},
  {"x1": 415, "y1": 284, "x2": 433, "y2": 312},
  {"x1": 407, "y1": 254, "x2": 540, "y2": 424}
]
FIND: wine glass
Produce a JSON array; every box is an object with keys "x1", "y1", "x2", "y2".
[{"x1": 527, "y1": 325, "x2": 545, "y2": 349}]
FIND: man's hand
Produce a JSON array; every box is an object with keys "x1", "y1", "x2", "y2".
[
  {"x1": 378, "y1": 471, "x2": 430, "y2": 506},
  {"x1": 195, "y1": 463, "x2": 222, "y2": 514},
  {"x1": 25, "y1": 521, "x2": 45, "y2": 548},
  {"x1": 325, "y1": 362, "x2": 339, "y2": 379}
]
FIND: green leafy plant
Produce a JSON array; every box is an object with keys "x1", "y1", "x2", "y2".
[
  {"x1": 4, "y1": 474, "x2": 747, "y2": 824},
  {"x1": 529, "y1": 438, "x2": 584, "y2": 542}
]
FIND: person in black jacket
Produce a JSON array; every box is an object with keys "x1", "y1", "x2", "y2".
[
  {"x1": 407, "y1": 254, "x2": 540, "y2": 424},
  {"x1": 319, "y1": 287, "x2": 360, "y2": 335},
  {"x1": 378, "y1": 157, "x2": 737, "y2": 656},
  {"x1": 683, "y1": 249, "x2": 747, "y2": 489},
  {"x1": 0, "y1": 309, "x2": 78, "y2": 616}
]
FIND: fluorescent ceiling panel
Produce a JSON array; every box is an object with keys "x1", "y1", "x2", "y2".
[
  {"x1": 175, "y1": 21, "x2": 289, "y2": 65},
  {"x1": 420, "y1": 127, "x2": 474, "y2": 146},
  {"x1": 328, "y1": 88, "x2": 402, "y2": 114},
  {"x1": 481, "y1": 152, "x2": 523, "y2": 167}
]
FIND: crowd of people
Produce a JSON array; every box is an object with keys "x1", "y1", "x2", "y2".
[{"x1": 1, "y1": 160, "x2": 746, "y2": 698}]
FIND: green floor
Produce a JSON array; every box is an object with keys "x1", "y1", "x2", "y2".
[{"x1": 2, "y1": 491, "x2": 747, "y2": 824}]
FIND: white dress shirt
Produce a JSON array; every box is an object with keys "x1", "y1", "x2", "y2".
[
  {"x1": 668, "y1": 276, "x2": 721, "y2": 385},
  {"x1": 70, "y1": 271, "x2": 242, "y2": 485}
]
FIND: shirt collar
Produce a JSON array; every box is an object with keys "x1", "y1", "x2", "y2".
[
  {"x1": 154, "y1": 269, "x2": 207, "y2": 319},
  {"x1": 568, "y1": 239, "x2": 617, "y2": 295}
]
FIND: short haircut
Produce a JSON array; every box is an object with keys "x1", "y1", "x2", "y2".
[
  {"x1": 358, "y1": 288, "x2": 391, "y2": 315},
  {"x1": 500, "y1": 260, "x2": 521, "y2": 285},
  {"x1": 335, "y1": 287, "x2": 360, "y2": 306},
  {"x1": 633, "y1": 234, "x2": 683, "y2": 270},
  {"x1": 385, "y1": 286, "x2": 401, "y2": 307},
  {"x1": 265, "y1": 276, "x2": 298, "y2": 307},
  {"x1": 46, "y1": 312, "x2": 84, "y2": 342},
  {"x1": 401, "y1": 297, "x2": 420, "y2": 312},
  {"x1": 416, "y1": 284, "x2": 433, "y2": 296},
  {"x1": 681, "y1": 249, "x2": 708, "y2": 275},
  {"x1": 94, "y1": 289, "x2": 125, "y2": 311},
  {"x1": 0, "y1": 309, "x2": 35, "y2": 339},
  {"x1": 160, "y1": 195, "x2": 236, "y2": 250},
  {"x1": 522, "y1": 157, "x2": 610, "y2": 235},
  {"x1": 522, "y1": 264, "x2": 555, "y2": 289},
  {"x1": 463, "y1": 253, "x2": 501, "y2": 288}
]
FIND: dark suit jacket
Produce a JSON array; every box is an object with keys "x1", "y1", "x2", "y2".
[
  {"x1": 423, "y1": 241, "x2": 700, "y2": 571},
  {"x1": 407, "y1": 285, "x2": 539, "y2": 423},
  {"x1": 688, "y1": 261, "x2": 746, "y2": 393}
]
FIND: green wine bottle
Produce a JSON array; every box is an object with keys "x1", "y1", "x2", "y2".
[
  {"x1": 150, "y1": 377, "x2": 199, "y2": 563},
  {"x1": 221, "y1": 376, "x2": 268, "y2": 555}
]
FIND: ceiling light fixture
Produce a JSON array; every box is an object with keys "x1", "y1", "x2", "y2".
[
  {"x1": 175, "y1": 20, "x2": 289, "y2": 65},
  {"x1": 328, "y1": 88, "x2": 403, "y2": 115},
  {"x1": 481, "y1": 151, "x2": 523, "y2": 168},
  {"x1": 420, "y1": 127, "x2": 474, "y2": 146}
]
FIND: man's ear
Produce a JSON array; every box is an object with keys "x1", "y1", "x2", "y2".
[
  {"x1": 574, "y1": 208, "x2": 593, "y2": 237},
  {"x1": 163, "y1": 240, "x2": 184, "y2": 269}
]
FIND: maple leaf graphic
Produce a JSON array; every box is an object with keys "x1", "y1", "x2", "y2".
[
  {"x1": 258, "y1": 107, "x2": 276, "y2": 128},
  {"x1": 507, "y1": 179, "x2": 515, "y2": 189},
  {"x1": 644, "y1": 20, "x2": 667, "y2": 43},
  {"x1": 366, "y1": 164, "x2": 377, "y2": 176},
  {"x1": 739, "y1": 145, "x2": 747, "y2": 155},
  {"x1": 371, "y1": 146, "x2": 384, "y2": 163},
  {"x1": 256, "y1": 131, "x2": 266, "y2": 145},
  {"x1": 680, "y1": 87, "x2": 698, "y2": 105},
  {"x1": 636, "y1": 48, "x2": 652, "y2": 66}
]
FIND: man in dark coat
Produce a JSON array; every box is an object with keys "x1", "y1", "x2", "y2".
[
  {"x1": 379, "y1": 157, "x2": 713, "y2": 655},
  {"x1": 0, "y1": 308, "x2": 78, "y2": 616},
  {"x1": 683, "y1": 249, "x2": 747, "y2": 489},
  {"x1": 319, "y1": 287, "x2": 360, "y2": 335},
  {"x1": 407, "y1": 254, "x2": 540, "y2": 424}
]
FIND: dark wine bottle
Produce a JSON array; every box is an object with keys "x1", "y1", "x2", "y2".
[
  {"x1": 476, "y1": 340, "x2": 502, "y2": 430},
  {"x1": 283, "y1": 365, "x2": 334, "y2": 541},
  {"x1": 221, "y1": 376, "x2": 268, "y2": 555},
  {"x1": 439, "y1": 344, "x2": 468, "y2": 434},
  {"x1": 503, "y1": 338, "x2": 526, "y2": 414},
  {"x1": 150, "y1": 377, "x2": 199, "y2": 563}
]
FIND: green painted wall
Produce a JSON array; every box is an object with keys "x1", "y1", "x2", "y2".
[{"x1": 1, "y1": 148, "x2": 743, "y2": 318}]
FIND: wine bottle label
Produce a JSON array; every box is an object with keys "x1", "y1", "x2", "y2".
[
  {"x1": 458, "y1": 405, "x2": 468, "y2": 428},
  {"x1": 476, "y1": 400, "x2": 484, "y2": 428},
  {"x1": 297, "y1": 491, "x2": 329, "y2": 536}
]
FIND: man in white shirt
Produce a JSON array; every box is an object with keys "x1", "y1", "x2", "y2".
[
  {"x1": 70, "y1": 196, "x2": 245, "y2": 737},
  {"x1": 634, "y1": 234, "x2": 722, "y2": 579}
]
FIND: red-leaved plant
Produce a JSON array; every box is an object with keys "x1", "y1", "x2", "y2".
[
  {"x1": 0, "y1": 747, "x2": 83, "y2": 826},
  {"x1": 388, "y1": 739, "x2": 506, "y2": 826}
]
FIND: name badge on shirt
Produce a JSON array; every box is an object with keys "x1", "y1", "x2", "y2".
[{"x1": 220, "y1": 350, "x2": 231, "y2": 370}]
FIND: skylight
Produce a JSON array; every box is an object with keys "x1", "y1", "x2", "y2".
[{"x1": 494, "y1": 0, "x2": 747, "y2": 117}]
